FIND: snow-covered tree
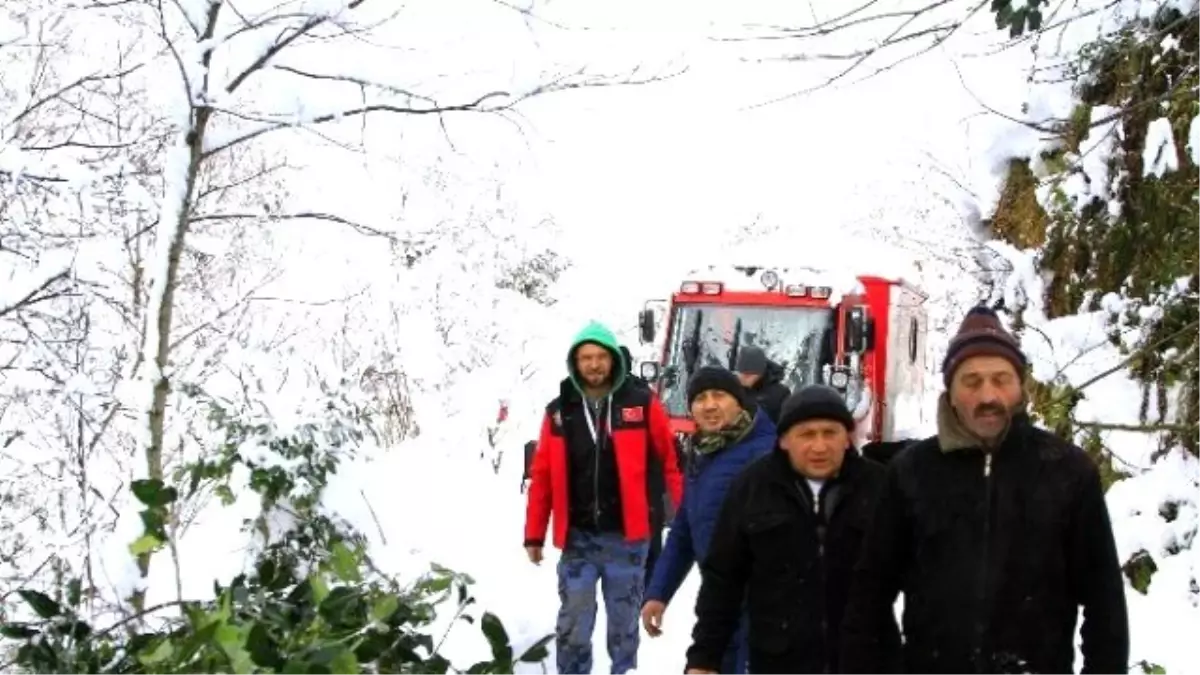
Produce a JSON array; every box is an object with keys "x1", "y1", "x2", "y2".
[{"x1": 0, "y1": 0, "x2": 666, "y2": 636}]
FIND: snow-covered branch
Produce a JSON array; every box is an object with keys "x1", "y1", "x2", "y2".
[
  {"x1": 190, "y1": 210, "x2": 398, "y2": 239},
  {"x1": 223, "y1": 0, "x2": 369, "y2": 95},
  {"x1": 201, "y1": 91, "x2": 511, "y2": 157},
  {"x1": 0, "y1": 269, "x2": 72, "y2": 320}
]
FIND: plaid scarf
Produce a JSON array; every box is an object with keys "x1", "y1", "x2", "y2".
[{"x1": 693, "y1": 409, "x2": 754, "y2": 456}]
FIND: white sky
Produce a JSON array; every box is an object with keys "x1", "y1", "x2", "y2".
[
  {"x1": 251, "y1": 0, "x2": 1044, "y2": 317},
  {"x1": 483, "y1": 0, "x2": 1039, "y2": 323}
]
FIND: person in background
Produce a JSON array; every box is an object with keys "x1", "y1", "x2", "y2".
[
  {"x1": 620, "y1": 343, "x2": 669, "y2": 592},
  {"x1": 641, "y1": 367, "x2": 775, "y2": 674},
  {"x1": 840, "y1": 306, "x2": 1130, "y2": 674},
  {"x1": 685, "y1": 385, "x2": 893, "y2": 674},
  {"x1": 622, "y1": 344, "x2": 649, "y2": 388},
  {"x1": 524, "y1": 321, "x2": 684, "y2": 675},
  {"x1": 734, "y1": 345, "x2": 790, "y2": 425}
]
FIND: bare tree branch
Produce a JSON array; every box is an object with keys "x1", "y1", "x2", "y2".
[
  {"x1": 5, "y1": 62, "x2": 146, "y2": 132},
  {"x1": 742, "y1": 0, "x2": 984, "y2": 109},
  {"x1": 715, "y1": 0, "x2": 958, "y2": 41},
  {"x1": 270, "y1": 64, "x2": 438, "y2": 103},
  {"x1": 189, "y1": 210, "x2": 398, "y2": 239}
]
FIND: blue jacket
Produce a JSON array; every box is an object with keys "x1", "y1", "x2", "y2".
[{"x1": 646, "y1": 410, "x2": 776, "y2": 603}]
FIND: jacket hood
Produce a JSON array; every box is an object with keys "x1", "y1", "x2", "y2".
[{"x1": 566, "y1": 321, "x2": 626, "y2": 395}]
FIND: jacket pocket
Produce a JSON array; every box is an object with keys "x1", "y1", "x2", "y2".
[
  {"x1": 743, "y1": 513, "x2": 812, "y2": 656},
  {"x1": 744, "y1": 512, "x2": 793, "y2": 568}
]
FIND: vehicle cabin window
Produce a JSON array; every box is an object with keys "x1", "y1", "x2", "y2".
[{"x1": 658, "y1": 304, "x2": 835, "y2": 418}]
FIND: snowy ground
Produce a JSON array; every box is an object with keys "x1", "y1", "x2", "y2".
[{"x1": 308, "y1": 426, "x2": 697, "y2": 672}]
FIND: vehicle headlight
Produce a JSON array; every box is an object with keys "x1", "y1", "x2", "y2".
[{"x1": 830, "y1": 370, "x2": 850, "y2": 390}]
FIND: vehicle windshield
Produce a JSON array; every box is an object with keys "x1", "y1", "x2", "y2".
[{"x1": 658, "y1": 304, "x2": 836, "y2": 417}]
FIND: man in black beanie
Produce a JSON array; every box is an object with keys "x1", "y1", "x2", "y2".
[
  {"x1": 686, "y1": 385, "x2": 894, "y2": 674},
  {"x1": 643, "y1": 366, "x2": 775, "y2": 674},
  {"x1": 841, "y1": 306, "x2": 1129, "y2": 674}
]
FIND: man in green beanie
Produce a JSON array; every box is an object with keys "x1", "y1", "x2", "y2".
[{"x1": 524, "y1": 320, "x2": 684, "y2": 674}]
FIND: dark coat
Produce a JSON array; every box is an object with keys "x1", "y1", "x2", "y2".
[
  {"x1": 687, "y1": 446, "x2": 893, "y2": 673},
  {"x1": 646, "y1": 410, "x2": 776, "y2": 604},
  {"x1": 840, "y1": 396, "x2": 1130, "y2": 674},
  {"x1": 748, "y1": 362, "x2": 790, "y2": 425}
]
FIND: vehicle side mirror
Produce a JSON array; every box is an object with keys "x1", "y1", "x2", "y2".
[
  {"x1": 638, "y1": 309, "x2": 656, "y2": 344},
  {"x1": 639, "y1": 361, "x2": 661, "y2": 382},
  {"x1": 845, "y1": 307, "x2": 873, "y2": 353}
]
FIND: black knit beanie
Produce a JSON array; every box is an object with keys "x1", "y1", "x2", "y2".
[
  {"x1": 941, "y1": 306, "x2": 1028, "y2": 387},
  {"x1": 776, "y1": 384, "x2": 855, "y2": 436},
  {"x1": 687, "y1": 367, "x2": 751, "y2": 410}
]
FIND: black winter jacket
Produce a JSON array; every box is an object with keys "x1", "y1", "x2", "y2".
[
  {"x1": 840, "y1": 397, "x2": 1130, "y2": 674},
  {"x1": 553, "y1": 377, "x2": 634, "y2": 533},
  {"x1": 687, "y1": 447, "x2": 896, "y2": 673},
  {"x1": 748, "y1": 362, "x2": 790, "y2": 425}
]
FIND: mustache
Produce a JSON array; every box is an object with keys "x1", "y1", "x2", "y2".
[{"x1": 973, "y1": 402, "x2": 1007, "y2": 418}]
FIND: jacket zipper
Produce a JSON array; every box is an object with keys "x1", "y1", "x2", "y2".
[
  {"x1": 800, "y1": 480, "x2": 832, "y2": 673},
  {"x1": 975, "y1": 451, "x2": 994, "y2": 673},
  {"x1": 817, "y1": 488, "x2": 830, "y2": 674},
  {"x1": 593, "y1": 398, "x2": 603, "y2": 525}
]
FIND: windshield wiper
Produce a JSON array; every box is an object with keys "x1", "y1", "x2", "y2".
[
  {"x1": 682, "y1": 311, "x2": 703, "y2": 377},
  {"x1": 728, "y1": 317, "x2": 743, "y2": 371}
]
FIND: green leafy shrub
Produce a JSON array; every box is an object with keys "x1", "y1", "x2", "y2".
[{"x1": 1, "y1": 384, "x2": 550, "y2": 674}]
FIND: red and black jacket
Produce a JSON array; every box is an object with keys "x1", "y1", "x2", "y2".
[{"x1": 524, "y1": 378, "x2": 683, "y2": 549}]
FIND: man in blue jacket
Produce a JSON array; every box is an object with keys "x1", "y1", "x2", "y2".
[{"x1": 640, "y1": 366, "x2": 775, "y2": 674}]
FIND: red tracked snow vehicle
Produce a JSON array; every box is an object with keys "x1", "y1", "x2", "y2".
[{"x1": 633, "y1": 265, "x2": 930, "y2": 465}]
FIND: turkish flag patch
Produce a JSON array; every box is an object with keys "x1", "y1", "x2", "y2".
[{"x1": 621, "y1": 406, "x2": 644, "y2": 423}]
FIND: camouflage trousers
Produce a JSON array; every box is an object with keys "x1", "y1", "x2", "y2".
[{"x1": 556, "y1": 529, "x2": 649, "y2": 674}]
